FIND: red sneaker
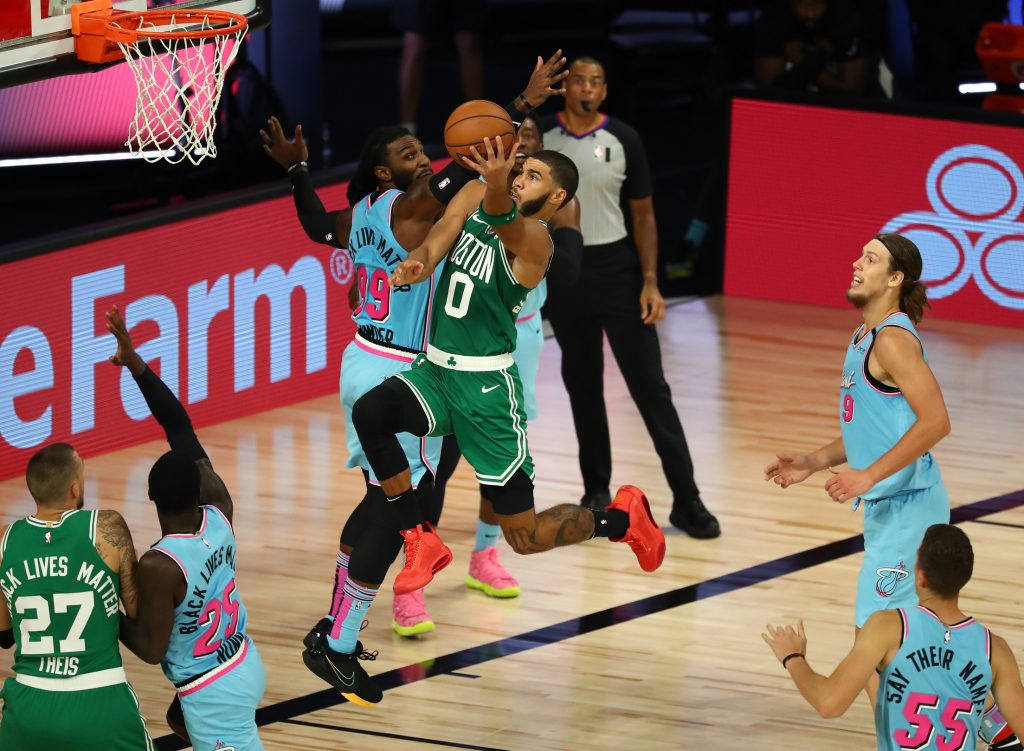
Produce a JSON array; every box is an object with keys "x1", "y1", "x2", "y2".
[
  {"x1": 607, "y1": 485, "x2": 666, "y2": 572},
  {"x1": 393, "y1": 524, "x2": 453, "y2": 595}
]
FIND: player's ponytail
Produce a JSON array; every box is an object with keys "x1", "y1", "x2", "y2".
[
  {"x1": 876, "y1": 232, "x2": 931, "y2": 324},
  {"x1": 346, "y1": 126, "x2": 411, "y2": 206}
]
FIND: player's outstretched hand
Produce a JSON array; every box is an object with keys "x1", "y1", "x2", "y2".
[
  {"x1": 105, "y1": 306, "x2": 146, "y2": 377},
  {"x1": 762, "y1": 620, "x2": 807, "y2": 665},
  {"x1": 391, "y1": 257, "x2": 427, "y2": 287},
  {"x1": 461, "y1": 137, "x2": 519, "y2": 186},
  {"x1": 763, "y1": 453, "x2": 814, "y2": 488},
  {"x1": 520, "y1": 49, "x2": 569, "y2": 108},
  {"x1": 260, "y1": 116, "x2": 308, "y2": 171}
]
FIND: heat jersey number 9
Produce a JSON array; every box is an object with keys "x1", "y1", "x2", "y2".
[{"x1": 352, "y1": 267, "x2": 392, "y2": 322}]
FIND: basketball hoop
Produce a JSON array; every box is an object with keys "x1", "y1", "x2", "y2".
[{"x1": 73, "y1": 0, "x2": 247, "y2": 165}]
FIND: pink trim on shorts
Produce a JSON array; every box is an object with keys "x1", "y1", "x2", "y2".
[
  {"x1": 177, "y1": 638, "x2": 250, "y2": 697},
  {"x1": 354, "y1": 334, "x2": 417, "y2": 363},
  {"x1": 516, "y1": 313, "x2": 537, "y2": 324}
]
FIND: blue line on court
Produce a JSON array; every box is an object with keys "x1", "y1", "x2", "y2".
[{"x1": 153, "y1": 488, "x2": 1024, "y2": 750}]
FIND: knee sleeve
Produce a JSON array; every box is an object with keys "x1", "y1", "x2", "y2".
[
  {"x1": 347, "y1": 520, "x2": 404, "y2": 585},
  {"x1": 339, "y1": 476, "x2": 377, "y2": 548},
  {"x1": 480, "y1": 469, "x2": 535, "y2": 516},
  {"x1": 352, "y1": 378, "x2": 430, "y2": 481}
]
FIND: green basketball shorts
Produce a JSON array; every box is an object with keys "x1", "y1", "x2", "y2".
[
  {"x1": 395, "y1": 353, "x2": 535, "y2": 488},
  {"x1": 0, "y1": 674, "x2": 153, "y2": 751}
]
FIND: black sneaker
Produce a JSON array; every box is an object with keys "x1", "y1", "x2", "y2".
[
  {"x1": 302, "y1": 636, "x2": 383, "y2": 707},
  {"x1": 580, "y1": 491, "x2": 611, "y2": 510},
  {"x1": 302, "y1": 616, "x2": 332, "y2": 651},
  {"x1": 991, "y1": 734, "x2": 1024, "y2": 750},
  {"x1": 669, "y1": 498, "x2": 721, "y2": 539}
]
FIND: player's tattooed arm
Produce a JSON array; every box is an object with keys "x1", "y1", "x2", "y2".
[
  {"x1": 197, "y1": 459, "x2": 234, "y2": 525},
  {"x1": 97, "y1": 510, "x2": 141, "y2": 620}
]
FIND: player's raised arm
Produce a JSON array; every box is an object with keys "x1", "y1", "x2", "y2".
[
  {"x1": 119, "y1": 550, "x2": 181, "y2": 664},
  {"x1": 261, "y1": 116, "x2": 352, "y2": 248},
  {"x1": 461, "y1": 137, "x2": 558, "y2": 268},
  {"x1": 105, "y1": 306, "x2": 234, "y2": 523},
  {"x1": 391, "y1": 180, "x2": 485, "y2": 287}
]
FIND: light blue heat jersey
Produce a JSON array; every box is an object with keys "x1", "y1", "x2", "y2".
[
  {"x1": 516, "y1": 278, "x2": 547, "y2": 321},
  {"x1": 349, "y1": 188, "x2": 436, "y2": 352},
  {"x1": 151, "y1": 506, "x2": 249, "y2": 686},
  {"x1": 839, "y1": 313, "x2": 942, "y2": 501},
  {"x1": 876, "y1": 606, "x2": 991, "y2": 751}
]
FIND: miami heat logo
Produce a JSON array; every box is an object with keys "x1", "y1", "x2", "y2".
[
  {"x1": 875, "y1": 561, "x2": 910, "y2": 597},
  {"x1": 840, "y1": 371, "x2": 855, "y2": 390}
]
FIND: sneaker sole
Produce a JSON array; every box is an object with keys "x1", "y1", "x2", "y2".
[
  {"x1": 465, "y1": 574, "x2": 520, "y2": 598},
  {"x1": 391, "y1": 618, "x2": 436, "y2": 637}
]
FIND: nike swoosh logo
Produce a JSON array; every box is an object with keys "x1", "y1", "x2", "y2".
[
  {"x1": 481, "y1": 385, "x2": 500, "y2": 394},
  {"x1": 335, "y1": 670, "x2": 356, "y2": 687}
]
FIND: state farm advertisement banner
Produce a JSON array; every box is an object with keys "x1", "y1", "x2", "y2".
[
  {"x1": 725, "y1": 98, "x2": 1024, "y2": 328},
  {"x1": 0, "y1": 188, "x2": 357, "y2": 480}
]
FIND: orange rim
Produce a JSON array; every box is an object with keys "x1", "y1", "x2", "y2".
[{"x1": 105, "y1": 9, "x2": 247, "y2": 43}]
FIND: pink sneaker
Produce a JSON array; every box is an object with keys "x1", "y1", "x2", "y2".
[
  {"x1": 465, "y1": 547, "x2": 520, "y2": 598},
  {"x1": 391, "y1": 588, "x2": 435, "y2": 637}
]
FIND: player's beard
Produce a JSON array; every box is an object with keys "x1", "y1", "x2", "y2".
[
  {"x1": 846, "y1": 288, "x2": 868, "y2": 309},
  {"x1": 392, "y1": 169, "x2": 417, "y2": 192},
  {"x1": 519, "y1": 191, "x2": 551, "y2": 217}
]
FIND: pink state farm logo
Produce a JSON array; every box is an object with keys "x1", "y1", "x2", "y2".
[
  {"x1": 881, "y1": 144, "x2": 1024, "y2": 310},
  {"x1": 330, "y1": 248, "x2": 354, "y2": 285}
]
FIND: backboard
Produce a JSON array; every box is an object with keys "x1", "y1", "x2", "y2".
[{"x1": 0, "y1": 0, "x2": 270, "y2": 89}]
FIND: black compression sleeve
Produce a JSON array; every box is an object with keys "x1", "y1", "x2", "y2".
[
  {"x1": 428, "y1": 159, "x2": 477, "y2": 205},
  {"x1": 504, "y1": 98, "x2": 528, "y2": 127},
  {"x1": 290, "y1": 168, "x2": 346, "y2": 248},
  {"x1": 0, "y1": 629, "x2": 13, "y2": 649},
  {"x1": 548, "y1": 227, "x2": 584, "y2": 291},
  {"x1": 132, "y1": 367, "x2": 208, "y2": 462}
]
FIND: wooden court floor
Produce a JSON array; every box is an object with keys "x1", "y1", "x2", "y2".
[{"x1": 1, "y1": 295, "x2": 1022, "y2": 750}]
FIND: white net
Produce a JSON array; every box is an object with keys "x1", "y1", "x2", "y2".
[{"x1": 112, "y1": 12, "x2": 246, "y2": 165}]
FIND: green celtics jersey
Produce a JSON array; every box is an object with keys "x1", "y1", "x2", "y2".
[
  {"x1": 431, "y1": 209, "x2": 538, "y2": 357},
  {"x1": 0, "y1": 509, "x2": 123, "y2": 680}
]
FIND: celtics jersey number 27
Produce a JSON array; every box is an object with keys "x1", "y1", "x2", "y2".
[{"x1": 430, "y1": 210, "x2": 539, "y2": 358}]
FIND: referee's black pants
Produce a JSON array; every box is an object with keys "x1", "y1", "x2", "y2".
[{"x1": 545, "y1": 238, "x2": 700, "y2": 506}]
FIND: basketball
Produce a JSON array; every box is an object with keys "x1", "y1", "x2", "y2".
[{"x1": 443, "y1": 99, "x2": 516, "y2": 164}]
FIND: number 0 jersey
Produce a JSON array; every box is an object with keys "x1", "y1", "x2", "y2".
[
  {"x1": 349, "y1": 188, "x2": 438, "y2": 353},
  {"x1": 429, "y1": 210, "x2": 545, "y2": 358},
  {"x1": 150, "y1": 505, "x2": 250, "y2": 686},
  {"x1": 0, "y1": 509, "x2": 122, "y2": 680},
  {"x1": 876, "y1": 605, "x2": 991, "y2": 750},
  {"x1": 839, "y1": 312, "x2": 942, "y2": 500}
]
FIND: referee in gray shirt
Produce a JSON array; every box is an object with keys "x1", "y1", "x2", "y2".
[{"x1": 541, "y1": 57, "x2": 719, "y2": 538}]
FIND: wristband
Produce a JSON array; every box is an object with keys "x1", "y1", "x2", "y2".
[
  {"x1": 517, "y1": 93, "x2": 531, "y2": 110},
  {"x1": 782, "y1": 653, "x2": 805, "y2": 669},
  {"x1": 478, "y1": 200, "x2": 518, "y2": 227},
  {"x1": 287, "y1": 160, "x2": 309, "y2": 175}
]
